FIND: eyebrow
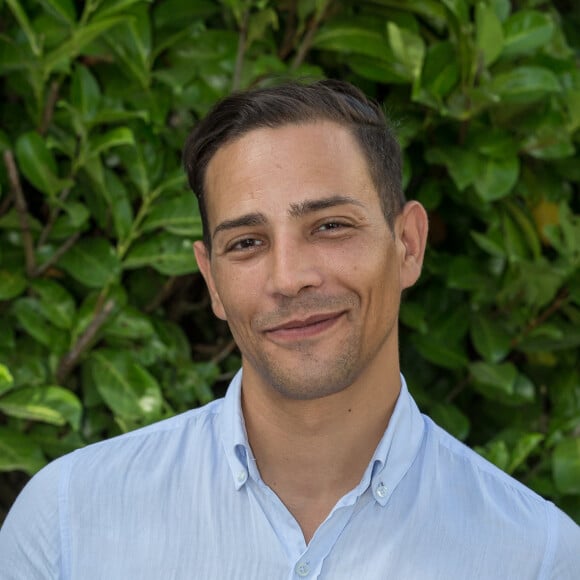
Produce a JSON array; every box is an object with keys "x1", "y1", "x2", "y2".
[
  {"x1": 212, "y1": 195, "x2": 365, "y2": 240},
  {"x1": 288, "y1": 195, "x2": 365, "y2": 217},
  {"x1": 212, "y1": 213, "x2": 267, "y2": 240}
]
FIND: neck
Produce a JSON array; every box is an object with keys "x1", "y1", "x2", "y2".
[{"x1": 241, "y1": 361, "x2": 401, "y2": 543}]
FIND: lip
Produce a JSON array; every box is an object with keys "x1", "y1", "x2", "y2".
[{"x1": 263, "y1": 311, "x2": 345, "y2": 341}]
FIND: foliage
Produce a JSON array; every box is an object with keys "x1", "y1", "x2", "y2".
[{"x1": 0, "y1": 0, "x2": 579, "y2": 523}]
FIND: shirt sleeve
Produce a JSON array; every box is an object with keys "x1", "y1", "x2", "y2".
[
  {"x1": 0, "y1": 458, "x2": 63, "y2": 579},
  {"x1": 548, "y1": 505, "x2": 580, "y2": 580}
]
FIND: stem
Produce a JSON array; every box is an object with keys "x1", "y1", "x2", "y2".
[
  {"x1": 232, "y1": 10, "x2": 250, "y2": 92},
  {"x1": 33, "y1": 231, "x2": 81, "y2": 277},
  {"x1": 4, "y1": 151, "x2": 36, "y2": 276},
  {"x1": 145, "y1": 276, "x2": 177, "y2": 313},
  {"x1": 116, "y1": 196, "x2": 152, "y2": 260},
  {"x1": 0, "y1": 192, "x2": 13, "y2": 217},
  {"x1": 56, "y1": 297, "x2": 116, "y2": 384},
  {"x1": 39, "y1": 80, "x2": 60, "y2": 136},
  {"x1": 210, "y1": 339, "x2": 238, "y2": 365},
  {"x1": 513, "y1": 288, "x2": 570, "y2": 346},
  {"x1": 291, "y1": 1, "x2": 332, "y2": 70},
  {"x1": 278, "y1": 0, "x2": 298, "y2": 60},
  {"x1": 37, "y1": 186, "x2": 72, "y2": 247}
]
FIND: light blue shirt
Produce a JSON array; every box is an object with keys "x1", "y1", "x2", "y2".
[{"x1": 1, "y1": 371, "x2": 579, "y2": 579}]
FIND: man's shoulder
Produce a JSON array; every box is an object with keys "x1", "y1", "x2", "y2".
[
  {"x1": 421, "y1": 415, "x2": 577, "y2": 535},
  {"x1": 424, "y1": 415, "x2": 548, "y2": 506},
  {"x1": 54, "y1": 397, "x2": 225, "y2": 480}
]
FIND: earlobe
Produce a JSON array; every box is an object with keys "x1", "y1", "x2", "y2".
[
  {"x1": 193, "y1": 241, "x2": 228, "y2": 321},
  {"x1": 398, "y1": 201, "x2": 429, "y2": 290}
]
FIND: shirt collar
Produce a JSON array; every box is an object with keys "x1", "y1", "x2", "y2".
[{"x1": 219, "y1": 370, "x2": 425, "y2": 503}]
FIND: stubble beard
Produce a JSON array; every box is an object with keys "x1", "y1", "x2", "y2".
[{"x1": 246, "y1": 332, "x2": 363, "y2": 401}]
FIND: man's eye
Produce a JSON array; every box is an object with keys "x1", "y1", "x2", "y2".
[
  {"x1": 317, "y1": 222, "x2": 348, "y2": 232},
  {"x1": 229, "y1": 238, "x2": 262, "y2": 251}
]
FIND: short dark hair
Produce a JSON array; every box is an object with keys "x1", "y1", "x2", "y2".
[{"x1": 183, "y1": 79, "x2": 405, "y2": 249}]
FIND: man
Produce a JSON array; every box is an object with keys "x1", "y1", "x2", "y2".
[{"x1": 1, "y1": 80, "x2": 579, "y2": 578}]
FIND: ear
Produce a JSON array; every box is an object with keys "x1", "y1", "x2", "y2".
[
  {"x1": 396, "y1": 201, "x2": 429, "y2": 290},
  {"x1": 193, "y1": 241, "x2": 227, "y2": 321}
]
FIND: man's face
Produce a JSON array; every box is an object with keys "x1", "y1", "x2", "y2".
[{"x1": 194, "y1": 121, "x2": 425, "y2": 400}]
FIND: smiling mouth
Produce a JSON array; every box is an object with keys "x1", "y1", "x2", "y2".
[{"x1": 264, "y1": 312, "x2": 345, "y2": 340}]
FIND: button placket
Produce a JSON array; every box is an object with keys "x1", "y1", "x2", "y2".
[{"x1": 295, "y1": 561, "x2": 311, "y2": 577}]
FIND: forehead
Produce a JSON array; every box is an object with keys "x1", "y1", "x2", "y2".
[{"x1": 204, "y1": 122, "x2": 378, "y2": 224}]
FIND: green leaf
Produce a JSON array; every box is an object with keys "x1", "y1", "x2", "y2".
[
  {"x1": 421, "y1": 42, "x2": 460, "y2": 99},
  {"x1": 124, "y1": 232, "x2": 198, "y2": 276},
  {"x1": 430, "y1": 403, "x2": 470, "y2": 440},
  {"x1": 0, "y1": 427, "x2": 45, "y2": 475},
  {"x1": 5, "y1": 0, "x2": 41, "y2": 56},
  {"x1": 103, "y1": 305, "x2": 155, "y2": 340},
  {"x1": 400, "y1": 302, "x2": 427, "y2": 334},
  {"x1": 0, "y1": 269, "x2": 27, "y2": 300},
  {"x1": 470, "y1": 361, "x2": 517, "y2": 395},
  {"x1": 88, "y1": 349, "x2": 163, "y2": 421},
  {"x1": 44, "y1": 16, "x2": 128, "y2": 72},
  {"x1": 0, "y1": 364, "x2": 14, "y2": 396},
  {"x1": 0, "y1": 386, "x2": 82, "y2": 429},
  {"x1": 92, "y1": 0, "x2": 146, "y2": 20},
  {"x1": 502, "y1": 10, "x2": 554, "y2": 58},
  {"x1": 88, "y1": 127, "x2": 135, "y2": 159},
  {"x1": 508, "y1": 433, "x2": 543, "y2": 474},
  {"x1": 425, "y1": 147, "x2": 478, "y2": 190},
  {"x1": 141, "y1": 194, "x2": 203, "y2": 236},
  {"x1": 15, "y1": 132, "x2": 64, "y2": 196},
  {"x1": 471, "y1": 363, "x2": 535, "y2": 404},
  {"x1": 470, "y1": 314, "x2": 511, "y2": 363},
  {"x1": 522, "y1": 127, "x2": 575, "y2": 160},
  {"x1": 51, "y1": 201, "x2": 91, "y2": 239},
  {"x1": 71, "y1": 65, "x2": 101, "y2": 120},
  {"x1": 57, "y1": 238, "x2": 121, "y2": 288},
  {"x1": 476, "y1": 439, "x2": 509, "y2": 471},
  {"x1": 30, "y1": 279, "x2": 76, "y2": 330},
  {"x1": 102, "y1": 170, "x2": 134, "y2": 242},
  {"x1": 476, "y1": 2, "x2": 503, "y2": 66},
  {"x1": 12, "y1": 298, "x2": 68, "y2": 351},
  {"x1": 153, "y1": 0, "x2": 218, "y2": 29},
  {"x1": 412, "y1": 333, "x2": 469, "y2": 370},
  {"x1": 490, "y1": 67, "x2": 561, "y2": 104},
  {"x1": 247, "y1": 8, "x2": 279, "y2": 48},
  {"x1": 473, "y1": 155, "x2": 519, "y2": 201},
  {"x1": 41, "y1": 0, "x2": 77, "y2": 24},
  {"x1": 553, "y1": 438, "x2": 580, "y2": 494},
  {"x1": 313, "y1": 25, "x2": 391, "y2": 60},
  {"x1": 387, "y1": 22, "x2": 425, "y2": 80}
]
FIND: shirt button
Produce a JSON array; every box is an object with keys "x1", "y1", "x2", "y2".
[
  {"x1": 376, "y1": 483, "x2": 387, "y2": 498},
  {"x1": 237, "y1": 470, "x2": 247, "y2": 483},
  {"x1": 296, "y1": 561, "x2": 310, "y2": 576}
]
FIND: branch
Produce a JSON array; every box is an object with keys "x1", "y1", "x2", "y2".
[
  {"x1": 39, "y1": 80, "x2": 60, "y2": 136},
  {"x1": 278, "y1": 0, "x2": 298, "y2": 60},
  {"x1": 33, "y1": 231, "x2": 81, "y2": 277},
  {"x1": 210, "y1": 339, "x2": 238, "y2": 365},
  {"x1": 290, "y1": 1, "x2": 332, "y2": 70},
  {"x1": 4, "y1": 151, "x2": 36, "y2": 276},
  {"x1": 56, "y1": 298, "x2": 116, "y2": 384},
  {"x1": 232, "y1": 10, "x2": 250, "y2": 92},
  {"x1": 37, "y1": 186, "x2": 72, "y2": 247},
  {"x1": 0, "y1": 192, "x2": 13, "y2": 218},
  {"x1": 513, "y1": 288, "x2": 570, "y2": 346},
  {"x1": 145, "y1": 276, "x2": 177, "y2": 313}
]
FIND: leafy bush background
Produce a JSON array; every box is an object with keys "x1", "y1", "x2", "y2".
[{"x1": 0, "y1": 0, "x2": 579, "y2": 524}]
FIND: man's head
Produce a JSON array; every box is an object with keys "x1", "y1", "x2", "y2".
[
  {"x1": 184, "y1": 79, "x2": 428, "y2": 401},
  {"x1": 183, "y1": 79, "x2": 405, "y2": 250}
]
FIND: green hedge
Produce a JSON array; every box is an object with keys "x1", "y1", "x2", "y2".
[{"x1": 0, "y1": 0, "x2": 579, "y2": 523}]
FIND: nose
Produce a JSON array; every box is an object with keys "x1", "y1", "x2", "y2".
[{"x1": 265, "y1": 236, "x2": 323, "y2": 298}]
